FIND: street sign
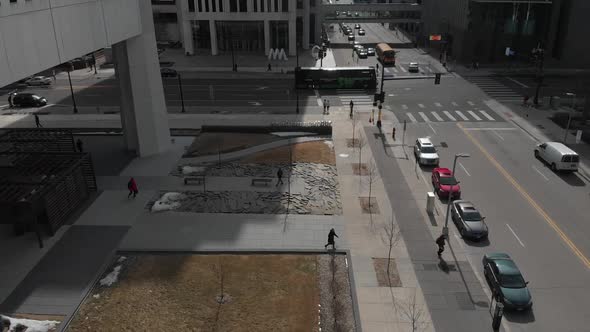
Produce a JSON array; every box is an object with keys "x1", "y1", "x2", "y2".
[
  {"x1": 576, "y1": 130, "x2": 583, "y2": 144},
  {"x1": 429, "y1": 35, "x2": 442, "y2": 41}
]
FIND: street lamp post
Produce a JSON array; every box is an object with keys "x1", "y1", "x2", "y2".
[
  {"x1": 67, "y1": 63, "x2": 78, "y2": 114},
  {"x1": 564, "y1": 92, "x2": 576, "y2": 143},
  {"x1": 443, "y1": 153, "x2": 470, "y2": 237},
  {"x1": 178, "y1": 73, "x2": 186, "y2": 113}
]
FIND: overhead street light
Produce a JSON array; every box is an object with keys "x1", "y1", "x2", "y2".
[{"x1": 442, "y1": 153, "x2": 470, "y2": 237}]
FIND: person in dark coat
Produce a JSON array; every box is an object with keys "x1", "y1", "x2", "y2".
[
  {"x1": 8, "y1": 92, "x2": 14, "y2": 108},
  {"x1": 76, "y1": 139, "x2": 83, "y2": 152},
  {"x1": 267, "y1": 63, "x2": 272, "y2": 71},
  {"x1": 127, "y1": 177, "x2": 138, "y2": 198},
  {"x1": 34, "y1": 114, "x2": 42, "y2": 128},
  {"x1": 276, "y1": 168, "x2": 284, "y2": 186},
  {"x1": 349, "y1": 100, "x2": 354, "y2": 119},
  {"x1": 325, "y1": 228, "x2": 339, "y2": 249},
  {"x1": 436, "y1": 234, "x2": 446, "y2": 257}
]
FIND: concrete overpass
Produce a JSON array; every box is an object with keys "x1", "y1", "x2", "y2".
[{"x1": 0, "y1": 0, "x2": 170, "y2": 157}]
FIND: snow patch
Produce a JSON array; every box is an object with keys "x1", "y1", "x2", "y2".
[
  {"x1": 99, "y1": 265, "x2": 121, "y2": 287},
  {"x1": 151, "y1": 192, "x2": 186, "y2": 212},
  {"x1": 323, "y1": 140, "x2": 334, "y2": 148},
  {"x1": 117, "y1": 256, "x2": 127, "y2": 263},
  {"x1": 182, "y1": 165, "x2": 206, "y2": 175},
  {"x1": 1, "y1": 315, "x2": 60, "y2": 332},
  {"x1": 270, "y1": 131, "x2": 316, "y2": 137}
]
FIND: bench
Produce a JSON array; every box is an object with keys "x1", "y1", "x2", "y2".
[
  {"x1": 251, "y1": 178, "x2": 273, "y2": 187},
  {"x1": 184, "y1": 176, "x2": 205, "y2": 185}
]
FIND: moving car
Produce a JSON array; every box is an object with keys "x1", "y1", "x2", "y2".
[
  {"x1": 483, "y1": 253, "x2": 532, "y2": 311},
  {"x1": 343, "y1": 28, "x2": 351, "y2": 35},
  {"x1": 358, "y1": 29, "x2": 365, "y2": 36},
  {"x1": 25, "y1": 76, "x2": 52, "y2": 86},
  {"x1": 357, "y1": 48, "x2": 368, "y2": 58},
  {"x1": 408, "y1": 62, "x2": 420, "y2": 73},
  {"x1": 348, "y1": 35, "x2": 355, "y2": 42},
  {"x1": 354, "y1": 24, "x2": 361, "y2": 29},
  {"x1": 414, "y1": 137, "x2": 439, "y2": 166},
  {"x1": 12, "y1": 93, "x2": 47, "y2": 107},
  {"x1": 346, "y1": 11, "x2": 352, "y2": 17},
  {"x1": 160, "y1": 68, "x2": 178, "y2": 78},
  {"x1": 367, "y1": 47, "x2": 375, "y2": 56},
  {"x1": 431, "y1": 167, "x2": 461, "y2": 199},
  {"x1": 451, "y1": 200, "x2": 488, "y2": 240},
  {"x1": 534, "y1": 142, "x2": 579, "y2": 172}
]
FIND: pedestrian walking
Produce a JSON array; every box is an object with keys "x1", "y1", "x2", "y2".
[
  {"x1": 127, "y1": 177, "x2": 138, "y2": 198},
  {"x1": 34, "y1": 114, "x2": 42, "y2": 128},
  {"x1": 523, "y1": 95, "x2": 530, "y2": 107},
  {"x1": 349, "y1": 100, "x2": 354, "y2": 119},
  {"x1": 326, "y1": 99, "x2": 330, "y2": 114},
  {"x1": 324, "y1": 228, "x2": 339, "y2": 249},
  {"x1": 323, "y1": 99, "x2": 327, "y2": 114},
  {"x1": 76, "y1": 139, "x2": 84, "y2": 152},
  {"x1": 371, "y1": 109, "x2": 375, "y2": 124},
  {"x1": 436, "y1": 234, "x2": 446, "y2": 257},
  {"x1": 8, "y1": 93, "x2": 13, "y2": 108},
  {"x1": 52, "y1": 70, "x2": 56, "y2": 81},
  {"x1": 392, "y1": 127, "x2": 396, "y2": 141},
  {"x1": 376, "y1": 63, "x2": 379, "y2": 72},
  {"x1": 276, "y1": 168, "x2": 284, "y2": 186},
  {"x1": 267, "y1": 63, "x2": 272, "y2": 71}
]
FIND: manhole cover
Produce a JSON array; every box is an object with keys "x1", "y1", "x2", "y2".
[{"x1": 440, "y1": 142, "x2": 448, "y2": 148}]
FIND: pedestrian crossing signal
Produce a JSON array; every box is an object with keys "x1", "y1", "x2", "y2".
[{"x1": 435, "y1": 73, "x2": 441, "y2": 85}]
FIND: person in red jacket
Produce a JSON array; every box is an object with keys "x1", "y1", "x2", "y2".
[{"x1": 127, "y1": 177, "x2": 138, "y2": 198}]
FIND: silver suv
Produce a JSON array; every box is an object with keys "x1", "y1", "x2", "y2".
[{"x1": 414, "y1": 137, "x2": 439, "y2": 166}]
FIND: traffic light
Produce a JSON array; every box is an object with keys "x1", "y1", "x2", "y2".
[{"x1": 435, "y1": 73, "x2": 441, "y2": 85}]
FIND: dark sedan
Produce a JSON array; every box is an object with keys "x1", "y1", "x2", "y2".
[
  {"x1": 451, "y1": 200, "x2": 488, "y2": 240},
  {"x1": 12, "y1": 93, "x2": 47, "y2": 107},
  {"x1": 483, "y1": 253, "x2": 532, "y2": 311}
]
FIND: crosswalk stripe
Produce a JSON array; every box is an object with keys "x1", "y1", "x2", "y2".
[
  {"x1": 399, "y1": 66, "x2": 407, "y2": 73},
  {"x1": 434, "y1": 102, "x2": 442, "y2": 107},
  {"x1": 418, "y1": 103, "x2": 425, "y2": 108},
  {"x1": 479, "y1": 110, "x2": 495, "y2": 121},
  {"x1": 424, "y1": 67, "x2": 433, "y2": 73},
  {"x1": 418, "y1": 112, "x2": 430, "y2": 122},
  {"x1": 406, "y1": 113, "x2": 417, "y2": 123},
  {"x1": 455, "y1": 111, "x2": 469, "y2": 121},
  {"x1": 467, "y1": 110, "x2": 482, "y2": 121},
  {"x1": 402, "y1": 104, "x2": 408, "y2": 110},
  {"x1": 467, "y1": 101, "x2": 475, "y2": 106},
  {"x1": 443, "y1": 111, "x2": 456, "y2": 121},
  {"x1": 452, "y1": 102, "x2": 459, "y2": 106},
  {"x1": 431, "y1": 112, "x2": 444, "y2": 121}
]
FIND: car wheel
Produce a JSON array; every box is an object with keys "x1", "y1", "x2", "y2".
[
  {"x1": 460, "y1": 227, "x2": 466, "y2": 238},
  {"x1": 534, "y1": 150, "x2": 539, "y2": 159},
  {"x1": 551, "y1": 163, "x2": 557, "y2": 171}
]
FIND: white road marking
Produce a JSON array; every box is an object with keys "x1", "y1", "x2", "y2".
[
  {"x1": 478, "y1": 110, "x2": 496, "y2": 121},
  {"x1": 418, "y1": 112, "x2": 430, "y2": 122},
  {"x1": 402, "y1": 104, "x2": 408, "y2": 110},
  {"x1": 463, "y1": 127, "x2": 517, "y2": 131},
  {"x1": 532, "y1": 165, "x2": 549, "y2": 181},
  {"x1": 506, "y1": 223, "x2": 526, "y2": 247},
  {"x1": 434, "y1": 102, "x2": 442, "y2": 107},
  {"x1": 431, "y1": 112, "x2": 444, "y2": 121},
  {"x1": 443, "y1": 111, "x2": 456, "y2": 121},
  {"x1": 418, "y1": 103, "x2": 425, "y2": 108},
  {"x1": 506, "y1": 77, "x2": 529, "y2": 88},
  {"x1": 453, "y1": 233, "x2": 466, "y2": 250},
  {"x1": 459, "y1": 162, "x2": 471, "y2": 176},
  {"x1": 455, "y1": 111, "x2": 469, "y2": 121},
  {"x1": 392, "y1": 67, "x2": 399, "y2": 73},
  {"x1": 406, "y1": 113, "x2": 417, "y2": 123},
  {"x1": 467, "y1": 111, "x2": 482, "y2": 121},
  {"x1": 428, "y1": 123, "x2": 437, "y2": 134},
  {"x1": 451, "y1": 102, "x2": 459, "y2": 106},
  {"x1": 467, "y1": 101, "x2": 475, "y2": 106},
  {"x1": 388, "y1": 94, "x2": 395, "y2": 97},
  {"x1": 399, "y1": 66, "x2": 407, "y2": 73},
  {"x1": 492, "y1": 130, "x2": 505, "y2": 141}
]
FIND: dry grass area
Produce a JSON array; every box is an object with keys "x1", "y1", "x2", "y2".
[
  {"x1": 372, "y1": 258, "x2": 402, "y2": 287},
  {"x1": 67, "y1": 254, "x2": 320, "y2": 332},
  {"x1": 238, "y1": 140, "x2": 335, "y2": 165},
  {"x1": 351, "y1": 163, "x2": 368, "y2": 175},
  {"x1": 183, "y1": 133, "x2": 281, "y2": 157},
  {"x1": 359, "y1": 197, "x2": 380, "y2": 214}
]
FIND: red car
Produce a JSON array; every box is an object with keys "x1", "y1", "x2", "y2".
[{"x1": 432, "y1": 167, "x2": 461, "y2": 199}]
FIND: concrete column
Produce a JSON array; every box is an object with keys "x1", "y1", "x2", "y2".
[
  {"x1": 182, "y1": 20, "x2": 194, "y2": 55},
  {"x1": 115, "y1": 0, "x2": 171, "y2": 157},
  {"x1": 210, "y1": 20, "x2": 218, "y2": 55},
  {"x1": 247, "y1": 0, "x2": 253, "y2": 12},
  {"x1": 302, "y1": 0, "x2": 310, "y2": 49},
  {"x1": 264, "y1": 19, "x2": 270, "y2": 55}
]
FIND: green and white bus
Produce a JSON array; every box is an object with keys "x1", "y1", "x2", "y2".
[{"x1": 295, "y1": 66, "x2": 377, "y2": 90}]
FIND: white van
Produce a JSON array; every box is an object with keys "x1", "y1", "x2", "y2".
[{"x1": 534, "y1": 142, "x2": 579, "y2": 172}]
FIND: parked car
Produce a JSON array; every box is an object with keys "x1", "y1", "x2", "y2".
[
  {"x1": 25, "y1": 76, "x2": 52, "y2": 86},
  {"x1": 160, "y1": 68, "x2": 178, "y2": 78},
  {"x1": 414, "y1": 137, "x2": 439, "y2": 166},
  {"x1": 355, "y1": 24, "x2": 361, "y2": 29},
  {"x1": 12, "y1": 93, "x2": 47, "y2": 107},
  {"x1": 451, "y1": 200, "x2": 488, "y2": 240},
  {"x1": 367, "y1": 47, "x2": 375, "y2": 56},
  {"x1": 348, "y1": 35, "x2": 356, "y2": 42},
  {"x1": 534, "y1": 142, "x2": 579, "y2": 172},
  {"x1": 408, "y1": 62, "x2": 420, "y2": 73},
  {"x1": 431, "y1": 167, "x2": 461, "y2": 199},
  {"x1": 483, "y1": 253, "x2": 532, "y2": 311}
]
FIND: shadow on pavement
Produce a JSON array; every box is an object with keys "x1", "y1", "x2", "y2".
[
  {"x1": 504, "y1": 307, "x2": 536, "y2": 324},
  {"x1": 464, "y1": 237, "x2": 491, "y2": 248},
  {"x1": 446, "y1": 242, "x2": 490, "y2": 309},
  {"x1": 555, "y1": 171, "x2": 587, "y2": 187}
]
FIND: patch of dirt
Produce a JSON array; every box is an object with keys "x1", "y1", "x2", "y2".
[
  {"x1": 372, "y1": 258, "x2": 402, "y2": 287},
  {"x1": 346, "y1": 138, "x2": 360, "y2": 148},
  {"x1": 67, "y1": 254, "x2": 320, "y2": 332},
  {"x1": 359, "y1": 197, "x2": 379, "y2": 214},
  {"x1": 318, "y1": 254, "x2": 356, "y2": 332},
  {"x1": 238, "y1": 140, "x2": 335, "y2": 165},
  {"x1": 183, "y1": 133, "x2": 281, "y2": 158},
  {"x1": 351, "y1": 163, "x2": 368, "y2": 175}
]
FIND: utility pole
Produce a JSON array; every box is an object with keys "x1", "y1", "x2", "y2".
[
  {"x1": 67, "y1": 62, "x2": 78, "y2": 114},
  {"x1": 178, "y1": 73, "x2": 186, "y2": 113},
  {"x1": 533, "y1": 46, "x2": 545, "y2": 106},
  {"x1": 443, "y1": 153, "x2": 470, "y2": 237}
]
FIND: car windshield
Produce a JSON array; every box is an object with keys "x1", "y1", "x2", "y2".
[
  {"x1": 463, "y1": 211, "x2": 482, "y2": 221},
  {"x1": 500, "y1": 274, "x2": 526, "y2": 288},
  {"x1": 439, "y1": 176, "x2": 457, "y2": 185},
  {"x1": 421, "y1": 146, "x2": 436, "y2": 153}
]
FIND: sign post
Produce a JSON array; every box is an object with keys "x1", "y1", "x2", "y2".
[{"x1": 402, "y1": 120, "x2": 407, "y2": 147}]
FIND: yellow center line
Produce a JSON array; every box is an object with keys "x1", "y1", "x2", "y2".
[{"x1": 458, "y1": 122, "x2": 590, "y2": 269}]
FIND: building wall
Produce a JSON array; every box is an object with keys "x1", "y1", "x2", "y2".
[
  {"x1": 0, "y1": 0, "x2": 142, "y2": 87},
  {"x1": 553, "y1": 0, "x2": 590, "y2": 67}
]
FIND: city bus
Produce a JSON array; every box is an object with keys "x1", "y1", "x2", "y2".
[
  {"x1": 376, "y1": 43, "x2": 396, "y2": 66},
  {"x1": 295, "y1": 67, "x2": 377, "y2": 90}
]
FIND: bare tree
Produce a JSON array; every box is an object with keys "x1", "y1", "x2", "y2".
[
  {"x1": 365, "y1": 160, "x2": 379, "y2": 214},
  {"x1": 399, "y1": 289, "x2": 427, "y2": 332},
  {"x1": 356, "y1": 130, "x2": 366, "y2": 184},
  {"x1": 382, "y1": 214, "x2": 401, "y2": 287},
  {"x1": 351, "y1": 116, "x2": 358, "y2": 147}
]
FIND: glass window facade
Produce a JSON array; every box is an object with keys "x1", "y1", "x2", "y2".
[{"x1": 216, "y1": 21, "x2": 265, "y2": 52}]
